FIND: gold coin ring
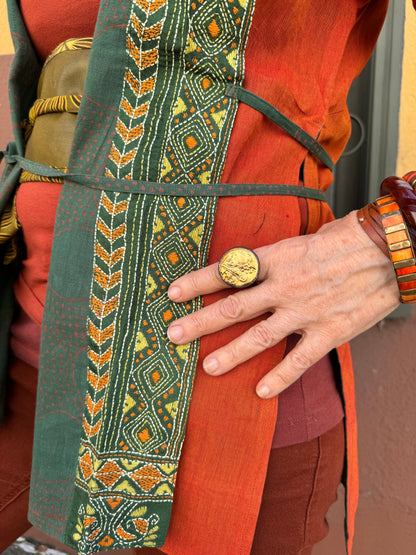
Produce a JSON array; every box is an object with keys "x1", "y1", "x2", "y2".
[{"x1": 218, "y1": 247, "x2": 260, "y2": 288}]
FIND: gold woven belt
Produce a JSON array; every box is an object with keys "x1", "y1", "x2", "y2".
[
  {"x1": 21, "y1": 37, "x2": 92, "y2": 183},
  {"x1": 0, "y1": 37, "x2": 92, "y2": 264}
]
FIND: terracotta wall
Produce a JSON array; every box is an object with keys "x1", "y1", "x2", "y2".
[{"x1": 0, "y1": 3, "x2": 415, "y2": 555}]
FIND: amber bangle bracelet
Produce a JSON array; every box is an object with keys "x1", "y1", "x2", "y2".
[
  {"x1": 375, "y1": 194, "x2": 416, "y2": 303},
  {"x1": 379, "y1": 176, "x2": 416, "y2": 251}
]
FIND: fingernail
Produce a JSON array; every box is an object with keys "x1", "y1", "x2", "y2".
[
  {"x1": 168, "y1": 325, "x2": 183, "y2": 343},
  {"x1": 168, "y1": 286, "x2": 181, "y2": 301},
  {"x1": 256, "y1": 385, "x2": 270, "y2": 399},
  {"x1": 203, "y1": 357, "x2": 218, "y2": 374}
]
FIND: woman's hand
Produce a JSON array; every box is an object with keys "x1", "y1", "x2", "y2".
[{"x1": 167, "y1": 212, "x2": 399, "y2": 398}]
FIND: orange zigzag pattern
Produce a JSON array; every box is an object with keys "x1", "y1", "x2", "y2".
[
  {"x1": 137, "y1": 0, "x2": 166, "y2": 16},
  {"x1": 95, "y1": 243, "x2": 125, "y2": 266},
  {"x1": 87, "y1": 370, "x2": 110, "y2": 391},
  {"x1": 97, "y1": 219, "x2": 126, "y2": 241},
  {"x1": 116, "y1": 120, "x2": 143, "y2": 144},
  {"x1": 85, "y1": 394, "x2": 104, "y2": 417},
  {"x1": 131, "y1": 16, "x2": 163, "y2": 40},
  {"x1": 82, "y1": 420, "x2": 102, "y2": 438},
  {"x1": 85, "y1": 192, "x2": 128, "y2": 439},
  {"x1": 121, "y1": 99, "x2": 149, "y2": 118},
  {"x1": 108, "y1": 0, "x2": 166, "y2": 177},
  {"x1": 101, "y1": 194, "x2": 129, "y2": 215},
  {"x1": 91, "y1": 295, "x2": 120, "y2": 318},
  {"x1": 93, "y1": 267, "x2": 122, "y2": 290},
  {"x1": 89, "y1": 321, "x2": 116, "y2": 345}
]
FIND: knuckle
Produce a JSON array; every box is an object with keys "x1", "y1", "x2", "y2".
[
  {"x1": 290, "y1": 349, "x2": 313, "y2": 370},
  {"x1": 187, "y1": 311, "x2": 206, "y2": 334},
  {"x1": 187, "y1": 271, "x2": 201, "y2": 292},
  {"x1": 224, "y1": 341, "x2": 241, "y2": 366},
  {"x1": 274, "y1": 371, "x2": 295, "y2": 390},
  {"x1": 218, "y1": 295, "x2": 243, "y2": 321},
  {"x1": 251, "y1": 322, "x2": 275, "y2": 349}
]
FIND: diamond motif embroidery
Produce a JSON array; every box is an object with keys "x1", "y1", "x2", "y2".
[{"x1": 69, "y1": 0, "x2": 256, "y2": 552}]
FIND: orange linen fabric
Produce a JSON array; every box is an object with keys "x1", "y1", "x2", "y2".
[
  {"x1": 163, "y1": 196, "x2": 299, "y2": 554},
  {"x1": 164, "y1": 2, "x2": 388, "y2": 553},
  {"x1": 13, "y1": 182, "x2": 61, "y2": 327},
  {"x1": 20, "y1": 0, "x2": 100, "y2": 61}
]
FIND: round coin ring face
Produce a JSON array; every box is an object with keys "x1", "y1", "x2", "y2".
[{"x1": 218, "y1": 247, "x2": 260, "y2": 288}]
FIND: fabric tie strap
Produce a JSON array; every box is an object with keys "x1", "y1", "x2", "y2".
[
  {"x1": 225, "y1": 83, "x2": 334, "y2": 172},
  {"x1": 1, "y1": 151, "x2": 328, "y2": 201}
]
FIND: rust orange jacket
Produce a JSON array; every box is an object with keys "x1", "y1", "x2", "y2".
[{"x1": 0, "y1": 1, "x2": 396, "y2": 554}]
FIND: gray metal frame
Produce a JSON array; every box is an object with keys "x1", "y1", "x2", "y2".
[
  {"x1": 332, "y1": 1, "x2": 408, "y2": 317},
  {"x1": 367, "y1": 0, "x2": 406, "y2": 200}
]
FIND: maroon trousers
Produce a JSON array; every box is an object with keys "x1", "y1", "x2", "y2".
[{"x1": 0, "y1": 357, "x2": 344, "y2": 555}]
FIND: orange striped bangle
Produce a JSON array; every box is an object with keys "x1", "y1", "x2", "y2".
[{"x1": 375, "y1": 194, "x2": 416, "y2": 303}]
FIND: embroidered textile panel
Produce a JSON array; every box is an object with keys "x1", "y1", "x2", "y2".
[{"x1": 51, "y1": 0, "x2": 258, "y2": 552}]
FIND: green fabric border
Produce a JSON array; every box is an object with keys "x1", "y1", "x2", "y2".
[{"x1": 2, "y1": 152, "x2": 328, "y2": 202}]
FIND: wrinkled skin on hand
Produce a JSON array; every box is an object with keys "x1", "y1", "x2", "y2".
[{"x1": 167, "y1": 212, "x2": 399, "y2": 398}]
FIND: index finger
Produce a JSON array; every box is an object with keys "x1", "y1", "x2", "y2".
[{"x1": 168, "y1": 262, "x2": 229, "y2": 302}]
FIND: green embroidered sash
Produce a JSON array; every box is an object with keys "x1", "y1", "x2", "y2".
[
  {"x1": 30, "y1": 0, "x2": 259, "y2": 552},
  {"x1": 69, "y1": 1, "x2": 255, "y2": 551}
]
